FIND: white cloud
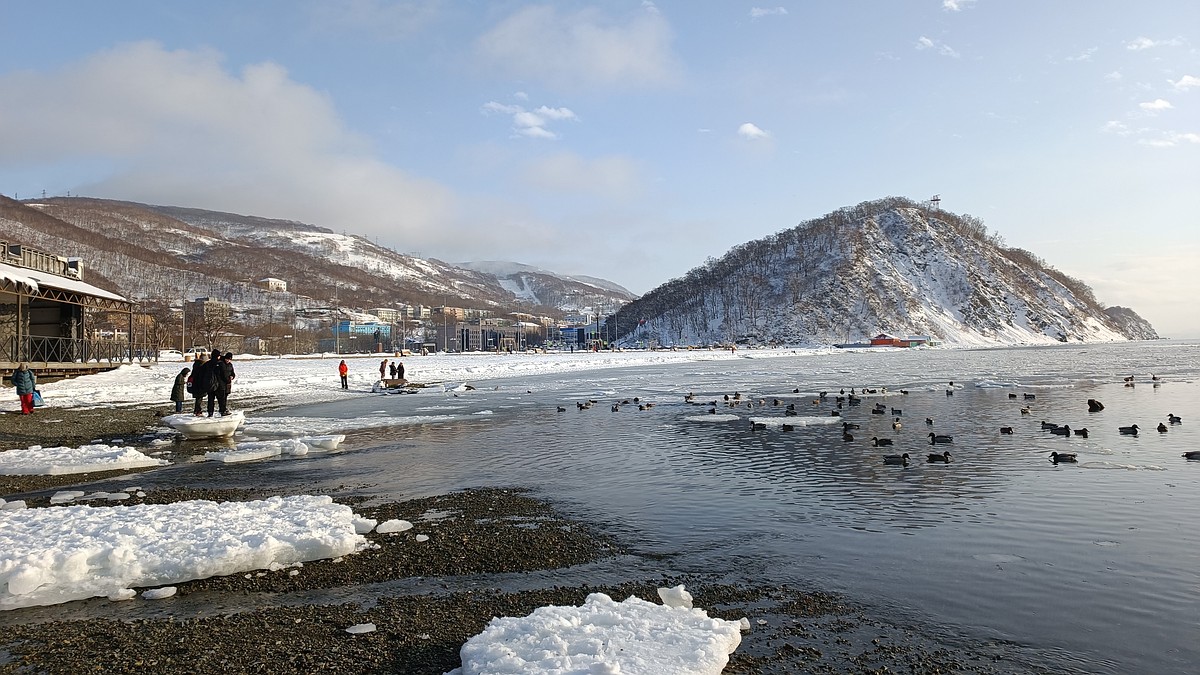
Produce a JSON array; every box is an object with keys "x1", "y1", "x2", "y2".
[
  {"x1": 1066, "y1": 47, "x2": 1098, "y2": 62},
  {"x1": 942, "y1": 0, "x2": 976, "y2": 11},
  {"x1": 482, "y1": 100, "x2": 578, "y2": 140},
  {"x1": 1125, "y1": 36, "x2": 1183, "y2": 51},
  {"x1": 1171, "y1": 75, "x2": 1200, "y2": 91},
  {"x1": 521, "y1": 152, "x2": 643, "y2": 200},
  {"x1": 1139, "y1": 98, "x2": 1173, "y2": 112},
  {"x1": 514, "y1": 91, "x2": 529, "y2": 101},
  {"x1": 475, "y1": 4, "x2": 681, "y2": 90},
  {"x1": 0, "y1": 41, "x2": 455, "y2": 240},
  {"x1": 1104, "y1": 70, "x2": 1123, "y2": 81},
  {"x1": 750, "y1": 7, "x2": 788, "y2": 19},
  {"x1": 916, "y1": 36, "x2": 960, "y2": 58},
  {"x1": 1101, "y1": 120, "x2": 1130, "y2": 135},
  {"x1": 1138, "y1": 131, "x2": 1200, "y2": 147},
  {"x1": 737, "y1": 122, "x2": 770, "y2": 140}
]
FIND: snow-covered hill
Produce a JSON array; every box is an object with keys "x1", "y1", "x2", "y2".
[
  {"x1": 453, "y1": 261, "x2": 635, "y2": 309},
  {"x1": 613, "y1": 197, "x2": 1157, "y2": 347},
  {"x1": 0, "y1": 196, "x2": 634, "y2": 316}
]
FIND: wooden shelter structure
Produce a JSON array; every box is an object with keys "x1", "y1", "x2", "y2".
[{"x1": 1, "y1": 241, "x2": 145, "y2": 377}]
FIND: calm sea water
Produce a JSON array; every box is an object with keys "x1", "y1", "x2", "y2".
[{"x1": 65, "y1": 341, "x2": 1200, "y2": 671}]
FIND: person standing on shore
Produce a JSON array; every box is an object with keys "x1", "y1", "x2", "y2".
[
  {"x1": 338, "y1": 359, "x2": 348, "y2": 389},
  {"x1": 10, "y1": 363, "x2": 36, "y2": 415},
  {"x1": 171, "y1": 367, "x2": 190, "y2": 413},
  {"x1": 216, "y1": 352, "x2": 235, "y2": 415},
  {"x1": 397, "y1": 361, "x2": 405, "y2": 381},
  {"x1": 191, "y1": 353, "x2": 210, "y2": 415},
  {"x1": 379, "y1": 359, "x2": 388, "y2": 381}
]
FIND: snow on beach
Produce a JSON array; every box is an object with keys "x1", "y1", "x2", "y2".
[
  {"x1": 0, "y1": 495, "x2": 367, "y2": 610},
  {"x1": 13, "y1": 348, "x2": 810, "y2": 413},
  {"x1": 0, "y1": 444, "x2": 169, "y2": 475},
  {"x1": 450, "y1": 587, "x2": 745, "y2": 675}
]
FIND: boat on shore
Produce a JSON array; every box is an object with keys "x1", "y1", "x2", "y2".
[{"x1": 161, "y1": 411, "x2": 245, "y2": 439}]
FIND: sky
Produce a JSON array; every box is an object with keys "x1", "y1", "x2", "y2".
[{"x1": 0, "y1": 2, "x2": 1197, "y2": 337}]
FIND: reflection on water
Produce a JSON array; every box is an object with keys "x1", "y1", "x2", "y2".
[{"x1": 25, "y1": 341, "x2": 1200, "y2": 673}]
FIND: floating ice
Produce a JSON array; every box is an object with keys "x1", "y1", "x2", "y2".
[
  {"x1": 0, "y1": 495, "x2": 367, "y2": 610},
  {"x1": 203, "y1": 439, "x2": 310, "y2": 463},
  {"x1": 0, "y1": 444, "x2": 169, "y2": 476},
  {"x1": 747, "y1": 415, "x2": 842, "y2": 427},
  {"x1": 453, "y1": 589, "x2": 742, "y2": 675},
  {"x1": 684, "y1": 414, "x2": 740, "y2": 422}
]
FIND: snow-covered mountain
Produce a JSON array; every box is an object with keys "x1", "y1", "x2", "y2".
[
  {"x1": 0, "y1": 196, "x2": 634, "y2": 316},
  {"x1": 613, "y1": 197, "x2": 1157, "y2": 347},
  {"x1": 453, "y1": 261, "x2": 635, "y2": 309}
]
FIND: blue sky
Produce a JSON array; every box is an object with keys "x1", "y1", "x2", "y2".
[{"x1": 1, "y1": 1, "x2": 1197, "y2": 336}]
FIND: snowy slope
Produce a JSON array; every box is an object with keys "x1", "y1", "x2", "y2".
[
  {"x1": 614, "y1": 197, "x2": 1157, "y2": 347},
  {"x1": 0, "y1": 196, "x2": 633, "y2": 315}
]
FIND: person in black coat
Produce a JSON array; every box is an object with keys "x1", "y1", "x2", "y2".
[
  {"x1": 171, "y1": 367, "x2": 190, "y2": 413},
  {"x1": 215, "y1": 351, "x2": 236, "y2": 415},
  {"x1": 191, "y1": 354, "x2": 210, "y2": 416}
]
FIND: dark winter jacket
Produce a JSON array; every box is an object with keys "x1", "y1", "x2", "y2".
[
  {"x1": 11, "y1": 368, "x2": 36, "y2": 396},
  {"x1": 171, "y1": 369, "x2": 190, "y2": 402},
  {"x1": 191, "y1": 359, "x2": 213, "y2": 397},
  {"x1": 218, "y1": 359, "x2": 235, "y2": 393}
]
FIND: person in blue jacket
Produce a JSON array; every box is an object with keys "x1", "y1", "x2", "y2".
[{"x1": 10, "y1": 363, "x2": 37, "y2": 414}]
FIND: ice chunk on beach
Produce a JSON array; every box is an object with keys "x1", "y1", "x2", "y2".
[
  {"x1": 455, "y1": 590, "x2": 742, "y2": 675},
  {"x1": 345, "y1": 623, "x2": 376, "y2": 634},
  {"x1": 353, "y1": 517, "x2": 378, "y2": 534},
  {"x1": 0, "y1": 444, "x2": 169, "y2": 475},
  {"x1": 376, "y1": 519, "x2": 413, "y2": 534},
  {"x1": 142, "y1": 587, "x2": 176, "y2": 600},
  {"x1": 0, "y1": 495, "x2": 368, "y2": 610},
  {"x1": 49, "y1": 491, "x2": 85, "y2": 504},
  {"x1": 657, "y1": 584, "x2": 693, "y2": 609}
]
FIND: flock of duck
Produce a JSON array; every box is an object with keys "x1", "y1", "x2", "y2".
[{"x1": 563, "y1": 374, "x2": 1189, "y2": 467}]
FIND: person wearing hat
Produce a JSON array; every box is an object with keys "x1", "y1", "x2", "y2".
[
  {"x1": 10, "y1": 363, "x2": 36, "y2": 414},
  {"x1": 171, "y1": 366, "x2": 191, "y2": 413}
]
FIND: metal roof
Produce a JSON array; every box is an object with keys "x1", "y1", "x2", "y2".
[{"x1": 0, "y1": 260, "x2": 129, "y2": 304}]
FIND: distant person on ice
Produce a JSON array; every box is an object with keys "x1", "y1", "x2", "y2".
[
  {"x1": 379, "y1": 359, "x2": 388, "y2": 380},
  {"x1": 10, "y1": 363, "x2": 36, "y2": 415},
  {"x1": 171, "y1": 366, "x2": 191, "y2": 413},
  {"x1": 338, "y1": 359, "x2": 348, "y2": 389},
  {"x1": 397, "y1": 361, "x2": 405, "y2": 381}
]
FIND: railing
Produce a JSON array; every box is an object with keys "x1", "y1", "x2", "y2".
[{"x1": 2, "y1": 335, "x2": 159, "y2": 365}]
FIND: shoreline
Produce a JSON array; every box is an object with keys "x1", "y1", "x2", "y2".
[
  {"x1": 0, "y1": 485, "x2": 1027, "y2": 674},
  {"x1": 2, "y1": 404, "x2": 1041, "y2": 673}
]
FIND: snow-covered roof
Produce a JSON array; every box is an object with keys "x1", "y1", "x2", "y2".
[{"x1": 0, "y1": 261, "x2": 128, "y2": 303}]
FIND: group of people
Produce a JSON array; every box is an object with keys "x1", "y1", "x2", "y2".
[
  {"x1": 335, "y1": 358, "x2": 407, "y2": 390},
  {"x1": 171, "y1": 350, "x2": 236, "y2": 416},
  {"x1": 380, "y1": 359, "x2": 405, "y2": 381}
]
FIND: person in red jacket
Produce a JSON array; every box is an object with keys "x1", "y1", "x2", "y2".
[{"x1": 338, "y1": 359, "x2": 348, "y2": 389}]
